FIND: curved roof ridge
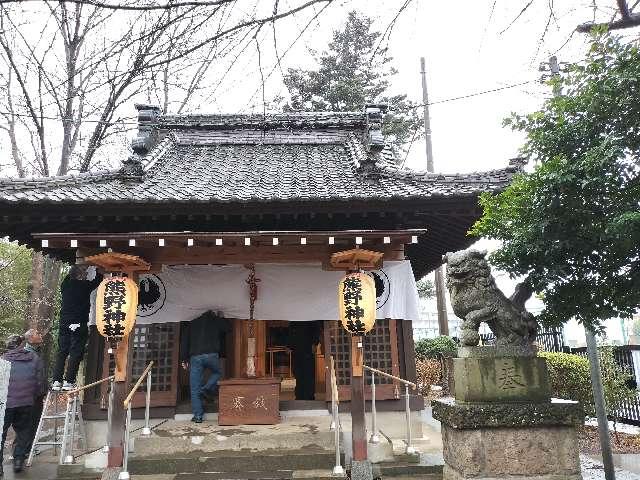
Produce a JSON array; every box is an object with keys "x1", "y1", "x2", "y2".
[
  {"x1": 156, "y1": 111, "x2": 367, "y2": 130},
  {"x1": 142, "y1": 133, "x2": 177, "y2": 171},
  {"x1": 378, "y1": 157, "x2": 526, "y2": 184}
]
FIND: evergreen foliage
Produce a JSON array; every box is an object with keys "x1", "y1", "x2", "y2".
[
  {"x1": 471, "y1": 34, "x2": 640, "y2": 331},
  {"x1": 415, "y1": 335, "x2": 457, "y2": 360},
  {"x1": 282, "y1": 11, "x2": 423, "y2": 156}
]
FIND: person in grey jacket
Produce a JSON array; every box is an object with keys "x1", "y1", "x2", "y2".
[{"x1": 1, "y1": 334, "x2": 45, "y2": 476}]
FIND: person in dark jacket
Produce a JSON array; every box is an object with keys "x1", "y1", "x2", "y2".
[
  {"x1": 22, "y1": 329, "x2": 46, "y2": 456},
  {"x1": 1, "y1": 334, "x2": 45, "y2": 476},
  {"x1": 289, "y1": 321, "x2": 322, "y2": 401},
  {"x1": 52, "y1": 265, "x2": 103, "y2": 391},
  {"x1": 180, "y1": 311, "x2": 230, "y2": 423}
]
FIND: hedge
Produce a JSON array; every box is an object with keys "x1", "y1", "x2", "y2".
[
  {"x1": 539, "y1": 351, "x2": 594, "y2": 416},
  {"x1": 415, "y1": 335, "x2": 457, "y2": 360}
]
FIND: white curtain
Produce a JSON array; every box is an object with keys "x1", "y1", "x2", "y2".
[{"x1": 90, "y1": 261, "x2": 420, "y2": 325}]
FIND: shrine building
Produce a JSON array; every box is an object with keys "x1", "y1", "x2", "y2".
[{"x1": 0, "y1": 104, "x2": 520, "y2": 418}]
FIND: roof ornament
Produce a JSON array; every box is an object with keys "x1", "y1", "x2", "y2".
[
  {"x1": 120, "y1": 156, "x2": 144, "y2": 181},
  {"x1": 508, "y1": 157, "x2": 528, "y2": 170},
  {"x1": 131, "y1": 104, "x2": 161, "y2": 156},
  {"x1": 358, "y1": 104, "x2": 388, "y2": 180},
  {"x1": 120, "y1": 104, "x2": 161, "y2": 182},
  {"x1": 364, "y1": 104, "x2": 388, "y2": 153}
]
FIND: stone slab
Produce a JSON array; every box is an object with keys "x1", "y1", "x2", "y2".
[
  {"x1": 350, "y1": 460, "x2": 373, "y2": 480},
  {"x1": 453, "y1": 356, "x2": 551, "y2": 403},
  {"x1": 432, "y1": 398, "x2": 584, "y2": 429},
  {"x1": 134, "y1": 417, "x2": 334, "y2": 456},
  {"x1": 458, "y1": 345, "x2": 538, "y2": 358},
  {"x1": 129, "y1": 449, "x2": 337, "y2": 475},
  {"x1": 443, "y1": 465, "x2": 582, "y2": 480},
  {"x1": 440, "y1": 423, "x2": 582, "y2": 479}
]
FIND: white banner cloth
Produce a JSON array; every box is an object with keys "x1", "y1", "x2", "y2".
[{"x1": 91, "y1": 261, "x2": 419, "y2": 324}]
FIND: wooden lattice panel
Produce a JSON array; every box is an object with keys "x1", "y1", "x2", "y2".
[
  {"x1": 325, "y1": 319, "x2": 399, "y2": 400},
  {"x1": 102, "y1": 322, "x2": 180, "y2": 407}
]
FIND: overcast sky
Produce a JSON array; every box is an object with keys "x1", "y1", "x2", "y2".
[
  {"x1": 206, "y1": 0, "x2": 637, "y2": 174},
  {"x1": 2, "y1": 0, "x2": 637, "y2": 177}
]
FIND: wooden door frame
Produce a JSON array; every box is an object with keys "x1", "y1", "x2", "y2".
[
  {"x1": 324, "y1": 319, "x2": 400, "y2": 402},
  {"x1": 100, "y1": 322, "x2": 180, "y2": 408}
]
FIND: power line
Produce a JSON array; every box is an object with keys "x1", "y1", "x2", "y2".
[
  {"x1": 0, "y1": 78, "x2": 537, "y2": 128},
  {"x1": 399, "y1": 79, "x2": 535, "y2": 111}
]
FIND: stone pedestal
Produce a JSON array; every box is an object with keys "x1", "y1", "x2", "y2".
[
  {"x1": 433, "y1": 347, "x2": 584, "y2": 480},
  {"x1": 454, "y1": 354, "x2": 551, "y2": 404}
]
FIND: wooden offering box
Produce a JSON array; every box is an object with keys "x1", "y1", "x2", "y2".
[{"x1": 218, "y1": 377, "x2": 281, "y2": 425}]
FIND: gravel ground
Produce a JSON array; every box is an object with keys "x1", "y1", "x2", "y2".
[
  {"x1": 581, "y1": 455, "x2": 640, "y2": 479},
  {"x1": 580, "y1": 426, "x2": 640, "y2": 454}
]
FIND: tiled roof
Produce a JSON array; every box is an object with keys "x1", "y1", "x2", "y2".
[{"x1": 0, "y1": 112, "x2": 521, "y2": 205}]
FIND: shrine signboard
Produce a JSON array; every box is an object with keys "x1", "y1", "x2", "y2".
[{"x1": 218, "y1": 377, "x2": 280, "y2": 425}]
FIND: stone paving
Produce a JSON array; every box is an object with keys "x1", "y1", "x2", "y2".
[
  {"x1": 581, "y1": 455, "x2": 640, "y2": 479},
  {"x1": 5, "y1": 410, "x2": 640, "y2": 479}
]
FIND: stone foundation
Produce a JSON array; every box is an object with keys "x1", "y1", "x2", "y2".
[
  {"x1": 441, "y1": 424, "x2": 581, "y2": 479},
  {"x1": 433, "y1": 398, "x2": 584, "y2": 480}
]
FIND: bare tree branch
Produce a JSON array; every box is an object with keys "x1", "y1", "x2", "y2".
[{"x1": 0, "y1": 0, "x2": 239, "y2": 11}]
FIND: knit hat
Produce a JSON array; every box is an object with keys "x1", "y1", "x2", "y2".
[{"x1": 5, "y1": 334, "x2": 24, "y2": 350}]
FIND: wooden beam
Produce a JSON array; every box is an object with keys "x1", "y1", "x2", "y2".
[
  {"x1": 33, "y1": 229, "x2": 427, "y2": 244},
  {"x1": 72, "y1": 244, "x2": 406, "y2": 266}
]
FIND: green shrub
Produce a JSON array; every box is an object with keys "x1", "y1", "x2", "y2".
[
  {"x1": 539, "y1": 351, "x2": 594, "y2": 416},
  {"x1": 540, "y1": 348, "x2": 637, "y2": 421},
  {"x1": 415, "y1": 336, "x2": 457, "y2": 360}
]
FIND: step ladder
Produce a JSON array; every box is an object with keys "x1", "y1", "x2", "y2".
[{"x1": 27, "y1": 389, "x2": 87, "y2": 466}]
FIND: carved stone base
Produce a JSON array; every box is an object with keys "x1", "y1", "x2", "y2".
[
  {"x1": 433, "y1": 399, "x2": 584, "y2": 480},
  {"x1": 453, "y1": 355, "x2": 551, "y2": 403}
]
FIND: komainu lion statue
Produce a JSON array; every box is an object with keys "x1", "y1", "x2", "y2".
[{"x1": 444, "y1": 249, "x2": 538, "y2": 347}]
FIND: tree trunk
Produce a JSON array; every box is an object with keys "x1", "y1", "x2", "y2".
[{"x1": 25, "y1": 252, "x2": 63, "y2": 378}]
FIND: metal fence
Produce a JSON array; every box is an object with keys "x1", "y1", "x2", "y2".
[
  {"x1": 569, "y1": 345, "x2": 640, "y2": 426},
  {"x1": 479, "y1": 327, "x2": 566, "y2": 353}
]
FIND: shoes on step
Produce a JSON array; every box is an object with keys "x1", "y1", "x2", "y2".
[
  {"x1": 191, "y1": 416, "x2": 203, "y2": 423},
  {"x1": 62, "y1": 381, "x2": 77, "y2": 391},
  {"x1": 13, "y1": 457, "x2": 25, "y2": 473},
  {"x1": 51, "y1": 381, "x2": 62, "y2": 391}
]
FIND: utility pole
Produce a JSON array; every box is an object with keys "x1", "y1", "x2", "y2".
[
  {"x1": 586, "y1": 329, "x2": 616, "y2": 480},
  {"x1": 420, "y1": 57, "x2": 449, "y2": 336},
  {"x1": 540, "y1": 55, "x2": 616, "y2": 480}
]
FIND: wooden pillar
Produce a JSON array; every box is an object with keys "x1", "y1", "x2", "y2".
[
  {"x1": 350, "y1": 335, "x2": 367, "y2": 462},
  {"x1": 107, "y1": 333, "x2": 133, "y2": 467},
  {"x1": 107, "y1": 328, "x2": 134, "y2": 466}
]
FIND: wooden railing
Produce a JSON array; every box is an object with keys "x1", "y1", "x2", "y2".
[
  {"x1": 328, "y1": 356, "x2": 343, "y2": 475},
  {"x1": 120, "y1": 361, "x2": 154, "y2": 480},
  {"x1": 363, "y1": 365, "x2": 416, "y2": 389},
  {"x1": 67, "y1": 375, "x2": 114, "y2": 397},
  {"x1": 363, "y1": 364, "x2": 417, "y2": 454},
  {"x1": 124, "y1": 361, "x2": 154, "y2": 407}
]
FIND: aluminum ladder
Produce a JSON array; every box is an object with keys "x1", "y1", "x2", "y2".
[{"x1": 27, "y1": 390, "x2": 86, "y2": 466}]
